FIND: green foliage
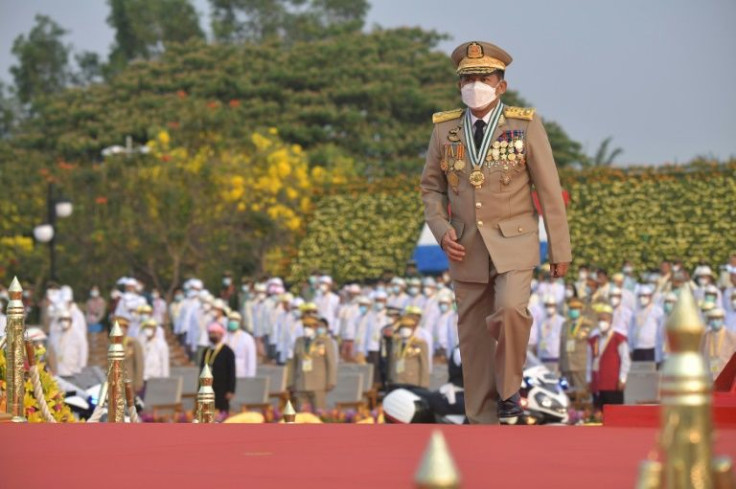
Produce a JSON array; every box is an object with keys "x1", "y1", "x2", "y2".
[
  {"x1": 10, "y1": 14, "x2": 71, "y2": 104},
  {"x1": 288, "y1": 161, "x2": 736, "y2": 283},
  {"x1": 209, "y1": 0, "x2": 369, "y2": 43},
  {"x1": 106, "y1": 0, "x2": 204, "y2": 70},
  {"x1": 287, "y1": 177, "x2": 423, "y2": 284},
  {"x1": 589, "y1": 136, "x2": 623, "y2": 167}
]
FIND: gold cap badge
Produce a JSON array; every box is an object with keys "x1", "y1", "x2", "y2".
[{"x1": 452, "y1": 41, "x2": 513, "y2": 76}]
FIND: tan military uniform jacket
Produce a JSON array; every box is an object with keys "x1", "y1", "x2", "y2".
[
  {"x1": 124, "y1": 337, "x2": 144, "y2": 392},
  {"x1": 290, "y1": 336, "x2": 337, "y2": 392},
  {"x1": 702, "y1": 329, "x2": 736, "y2": 379},
  {"x1": 390, "y1": 336, "x2": 430, "y2": 388},
  {"x1": 420, "y1": 106, "x2": 572, "y2": 282},
  {"x1": 558, "y1": 317, "x2": 593, "y2": 372}
]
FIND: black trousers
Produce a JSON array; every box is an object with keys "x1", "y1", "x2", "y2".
[
  {"x1": 594, "y1": 390, "x2": 624, "y2": 409},
  {"x1": 632, "y1": 348, "x2": 655, "y2": 362}
]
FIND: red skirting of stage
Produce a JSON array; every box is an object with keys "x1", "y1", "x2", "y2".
[{"x1": 1, "y1": 425, "x2": 734, "y2": 489}]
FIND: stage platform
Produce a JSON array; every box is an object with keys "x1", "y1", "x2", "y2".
[{"x1": 1, "y1": 424, "x2": 735, "y2": 488}]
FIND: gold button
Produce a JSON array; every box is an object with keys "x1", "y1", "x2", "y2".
[
  {"x1": 477, "y1": 220, "x2": 484, "y2": 227},
  {"x1": 518, "y1": 226, "x2": 524, "y2": 232},
  {"x1": 475, "y1": 202, "x2": 482, "y2": 209}
]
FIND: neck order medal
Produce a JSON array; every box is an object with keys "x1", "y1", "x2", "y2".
[{"x1": 463, "y1": 102, "x2": 505, "y2": 190}]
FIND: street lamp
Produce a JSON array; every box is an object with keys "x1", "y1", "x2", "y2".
[
  {"x1": 33, "y1": 183, "x2": 73, "y2": 282},
  {"x1": 101, "y1": 135, "x2": 150, "y2": 158}
]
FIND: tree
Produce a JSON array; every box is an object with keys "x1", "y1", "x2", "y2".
[
  {"x1": 0, "y1": 82, "x2": 19, "y2": 137},
  {"x1": 72, "y1": 51, "x2": 104, "y2": 86},
  {"x1": 590, "y1": 136, "x2": 623, "y2": 167},
  {"x1": 10, "y1": 15, "x2": 71, "y2": 104},
  {"x1": 209, "y1": 0, "x2": 368, "y2": 43},
  {"x1": 107, "y1": 0, "x2": 204, "y2": 69}
]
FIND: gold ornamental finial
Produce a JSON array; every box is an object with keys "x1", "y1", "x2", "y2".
[
  {"x1": 110, "y1": 321, "x2": 124, "y2": 341},
  {"x1": 414, "y1": 431, "x2": 461, "y2": 489},
  {"x1": 5, "y1": 277, "x2": 27, "y2": 422},
  {"x1": 283, "y1": 400, "x2": 297, "y2": 424},
  {"x1": 196, "y1": 364, "x2": 215, "y2": 423},
  {"x1": 8, "y1": 277, "x2": 22, "y2": 295},
  {"x1": 665, "y1": 285, "x2": 704, "y2": 353},
  {"x1": 106, "y1": 321, "x2": 126, "y2": 422}
]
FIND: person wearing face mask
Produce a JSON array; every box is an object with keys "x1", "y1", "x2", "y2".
[
  {"x1": 699, "y1": 285, "x2": 722, "y2": 321},
  {"x1": 85, "y1": 286, "x2": 106, "y2": 333},
  {"x1": 536, "y1": 267, "x2": 565, "y2": 307},
  {"x1": 611, "y1": 274, "x2": 636, "y2": 311},
  {"x1": 150, "y1": 289, "x2": 167, "y2": 327},
  {"x1": 532, "y1": 296, "x2": 564, "y2": 368},
  {"x1": 200, "y1": 321, "x2": 236, "y2": 415},
  {"x1": 574, "y1": 266, "x2": 591, "y2": 300},
  {"x1": 558, "y1": 299, "x2": 593, "y2": 392},
  {"x1": 725, "y1": 289, "x2": 736, "y2": 333},
  {"x1": 609, "y1": 287, "x2": 633, "y2": 337},
  {"x1": 113, "y1": 316, "x2": 145, "y2": 393},
  {"x1": 420, "y1": 41, "x2": 572, "y2": 425},
  {"x1": 435, "y1": 291, "x2": 458, "y2": 356},
  {"x1": 621, "y1": 262, "x2": 638, "y2": 292},
  {"x1": 388, "y1": 277, "x2": 410, "y2": 310},
  {"x1": 662, "y1": 292, "x2": 678, "y2": 317},
  {"x1": 629, "y1": 285, "x2": 665, "y2": 363},
  {"x1": 249, "y1": 283, "x2": 268, "y2": 353},
  {"x1": 702, "y1": 308, "x2": 736, "y2": 380},
  {"x1": 692, "y1": 266, "x2": 717, "y2": 303},
  {"x1": 226, "y1": 311, "x2": 256, "y2": 378},
  {"x1": 51, "y1": 310, "x2": 85, "y2": 377},
  {"x1": 135, "y1": 304, "x2": 155, "y2": 341},
  {"x1": 365, "y1": 291, "x2": 389, "y2": 382},
  {"x1": 0, "y1": 299, "x2": 6, "y2": 337},
  {"x1": 314, "y1": 276, "x2": 340, "y2": 337},
  {"x1": 278, "y1": 299, "x2": 308, "y2": 364},
  {"x1": 420, "y1": 277, "x2": 440, "y2": 333},
  {"x1": 388, "y1": 311, "x2": 430, "y2": 389},
  {"x1": 178, "y1": 279, "x2": 202, "y2": 351},
  {"x1": 219, "y1": 271, "x2": 237, "y2": 310},
  {"x1": 407, "y1": 278, "x2": 425, "y2": 309},
  {"x1": 351, "y1": 296, "x2": 373, "y2": 362},
  {"x1": 141, "y1": 319, "x2": 169, "y2": 380},
  {"x1": 288, "y1": 316, "x2": 337, "y2": 411},
  {"x1": 587, "y1": 305, "x2": 630, "y2": 409},
  {"x1": 405, "y1": 305, "x2": 434, "y2": 372},
  {"x1": 338, "y1": 284, "x2": 362, "y2": 360}
]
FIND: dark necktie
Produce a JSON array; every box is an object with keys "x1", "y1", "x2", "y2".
[{"x1": 473, "y1": 119, "x2": 486, "y2": 150}]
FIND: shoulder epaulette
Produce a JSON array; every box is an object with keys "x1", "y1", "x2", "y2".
[
  {"x1": 432, "y1": 108, "x2": 463, "y2": 124},
  {"x1": 503, "y1": 106, "x2": 536, "y2": 121}
]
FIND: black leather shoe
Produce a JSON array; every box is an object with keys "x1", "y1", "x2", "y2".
[{"x1": 497, "y1": 392, "x2": 524, "y2": 425}]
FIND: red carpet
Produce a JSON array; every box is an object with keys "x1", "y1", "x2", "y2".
[{"x1": 1, "y1": 424, "x2": 734, "y2": 489}]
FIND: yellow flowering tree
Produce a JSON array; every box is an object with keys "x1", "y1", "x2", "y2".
[{"x1": 55, "y1": 128, "x2": 349, "y2": 294}]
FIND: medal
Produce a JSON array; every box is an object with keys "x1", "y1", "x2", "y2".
[
  {"x1": 440, "y1": 160, "x2": 448, "y2": 172},
  {"x1": 469, "y1": 170, "x2": 485, "y2": 189},
  {"x1": 508, "y1": 153, "x2": 516, "y2": 162},
  {"x1": 501, "y1": 174, "x2": 511, "y2": 185},
  {"x1": 448, "y1": 172, "x2": 459, "y2": 191},
  {"x1": 514, "y1": 139, "x2": 524, "y2": 152},
  {"x1": 454, "y1": 159, "x2": 465, "y2": 171},
  {"x1": 448, "y1": 127, "x2": 461, "y2": 142}
]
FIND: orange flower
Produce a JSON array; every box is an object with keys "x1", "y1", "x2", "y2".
[
  {"x1": 95, "y1": 196, "x2": 108, "y2": 205},
  {"x1": 228, "y1": 99, "x2": 240, "y2": 108},
  {"x1": 167, "y1": 121, "x2": 180, "y2": 129},
  {"x1": 176, "y1": 90, "x2": 188, "y2": 99},
  {"x1": 160, "y1": 154, "x2": 171, "y2": 162},
  {"x1": 207, "y1": 101, "x2": 219, "y2": 109}
]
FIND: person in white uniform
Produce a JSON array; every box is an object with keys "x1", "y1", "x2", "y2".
[
  {"x1": 141, "y1": 319, "x2": 169, "y2": 379},
  {"x1": 226, "y1": 311, "x2": 257, "y2": 378},
  {"x1": 629, "y1": 285, "x2": 665, "y2": 362}
]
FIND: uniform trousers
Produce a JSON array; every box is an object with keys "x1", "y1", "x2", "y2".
[
  {"x1": 454, "y1": 267, "x2": 533, "y2": 424},
  {"x1": 295, "y1": 390, "x2": 327, "y2": 411}
]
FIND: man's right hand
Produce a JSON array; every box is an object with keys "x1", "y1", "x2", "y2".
[{"x1": 441, "y1": 228, "x2": 465, "y2": 262}]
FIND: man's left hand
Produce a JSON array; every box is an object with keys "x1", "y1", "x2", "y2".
[{"x1": 551, "y1": 262, "x2": 570, "y2": 278}]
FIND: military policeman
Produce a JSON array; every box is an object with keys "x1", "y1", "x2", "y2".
[
  {"x1": 558, "y1": 298, "x2": 593, "y2": 392},
  {"x1": 289, "y1": 315, "x2": 337, "y2": 411},
  {"x1": 420, "y1": 41, "x2": 572, "y2": 424},
  {"x1": 389, "y1": 311, "x2": 430, "y2": 388}
]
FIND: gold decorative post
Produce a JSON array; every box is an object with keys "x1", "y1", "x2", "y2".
[
  {"x1": 636, "y1": 285, "x2": 735, "y2": 489},
  {"x1": 106, "y1": 322, "x2": 126, "y2": 423},
  {"x1": 5, "y1": 277, "x2": 26, "y2": 422},
  {"x1": 283, "y1": 400, "x2": 296, "y2": 424},
  {"x1": 414, "y1": 430, "x2": 461, "y2": 489},
  {"x1": 196, "y1": 364, "x2": 215, "y2": 423}
]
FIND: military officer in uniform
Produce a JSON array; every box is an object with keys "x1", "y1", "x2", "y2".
[
  {"x1": 420, "y1": 41, "x2": 572, "y2": 424},
  {"x1": 558, "y1": 298, "x2": 593, "y2": 392},
  {"x1": 389, "y1": 311, "x2": 430, "y2": 388},
  {"x1": 289, "y1": 315, "x2": 337, "y2": 411}
]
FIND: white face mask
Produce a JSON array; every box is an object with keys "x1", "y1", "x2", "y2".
[
  {"x1": 145, "y1": 329, "x2": 155, "y2": 339},
  {"x1": 565, "y1": 289, "x2": 574, "y2": 299},
  {"x1": 90, "y1": 290, "x2": 100, "y2": 298},
  {"x1": 399, "y1": 327, "x2": 412, "y2": 339},
  {"x1": 598, "y1": 320, "x2": 611, "y2": 333},
  {"x1": 639, "y1": 296, "x2": 651, "y2": 307},
  {"x1": 461, "y1": 81, "x2": 497, "y2": 110},
  {"x1": 423, "y1": 287, "x2": 434, "y2": 297},
  {"x1": 408, "y1": 287, "x2": 420, "y2": 297},
  {"x1": 304, "y1": 328, "x2": 316, "y2": 339},
  {"x1": 545, "y1": 307, "x2": 557, "y2": 316},
  {"x1": 439, "y1": 303, "x2": 449, "y2": 313},
  {"x1": 319, "y1": 284, "x2": 329, "y2": 293},
  {"x1": 374, "y1": 302, "x2": 386, "y2": 312},
  {"x1": 610, "y1": 296, "x2": 621, "y2": 307}
]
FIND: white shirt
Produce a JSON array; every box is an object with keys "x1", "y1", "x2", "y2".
[
  {"x1": 630, "y1": 304, "x2": 665, "y2": 359},
  {"x1": 435, "y1": 309, "x2": 457, "y2": 351},
  {"x1": 365, "y1": 309, "x2": 388, "y2": 353},
  {"x1": 586, "y1": 330, "x2": 631, "y2": 384},
  {"x1": 352, "y1": 312, "x2": 371, "y2": 356},
  {"x1": 69, "y1": 303, "x2": 89, "y2": 368},
  {"x1": 536, "y1": 314, "x2": 564, "y2": 360},
  {"x1": 315, "y1": 291, "x2": 341, "y2": 336},
  {"x1": 54, "y1": 327, "x2": 85, "y2": 376},
  {"x1": 143, "y1": 335, "x2": 170, "y2": 380},
  {"x1": 0, "y1": 313, "x2": 7, "y2": 336},
  {"x1": 227, "y1": 329, "x2": 257, "y2": 378},
  {"x1": 612, "y1": 305, "x2": 633, "y2": 337}
]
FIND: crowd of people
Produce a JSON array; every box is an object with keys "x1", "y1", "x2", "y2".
[{"x1": 1, "y1": 254, "x2": 734, "y2": 418}]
